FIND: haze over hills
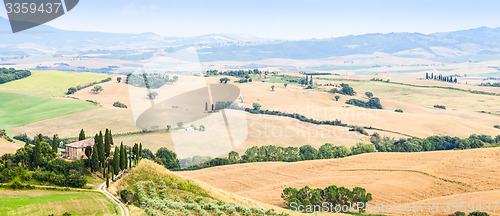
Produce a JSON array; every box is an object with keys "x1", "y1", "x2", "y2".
[{"x1": 3, "y1": 16, "x2": 500, "y2": 63}]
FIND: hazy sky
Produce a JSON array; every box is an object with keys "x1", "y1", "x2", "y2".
[{"x1": 1, "y1": 0, "x2": 500, "y2": 40}]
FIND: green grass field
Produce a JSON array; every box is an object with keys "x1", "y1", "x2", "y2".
[
  {"x1": 0, "y1": 70, "x2": 110, "y2": 96},
  {"x1": 0, "y1": 92, "x2": 96, "y2": 133},
  {"x1": 0, "y1": 189, "x2": 119, "y2": 216}
]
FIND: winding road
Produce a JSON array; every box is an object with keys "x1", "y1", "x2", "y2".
[{"x1": 98, "y1": 181, "x2": 129, "y2": 216}]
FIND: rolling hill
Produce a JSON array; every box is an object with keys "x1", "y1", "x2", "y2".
[{"x1": 179, "y1": 147, "x2": 500, "y2": 215}]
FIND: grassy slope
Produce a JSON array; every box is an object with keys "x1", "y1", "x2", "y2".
[
  {"x1": 0, "y1": 189, "x2": 119, "y2": 216},
  {"x1": 0, "y1": 91, "x2": 96, "y2": 130},
  {"x1": 110, "y1": 160, "x2": 299, "y2": 215},
  {"x1": 0, "y1": 70, "x2": 110, "y2": 96}
]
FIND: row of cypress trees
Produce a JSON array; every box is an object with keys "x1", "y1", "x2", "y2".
[{"x1": 79, "y1": 129, "x2": 142, "y2": 186}]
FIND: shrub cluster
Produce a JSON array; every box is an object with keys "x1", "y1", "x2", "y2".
[
  {"x1": 346, "y1": 98, "x2": 382, "y2": 109},
  {"x1": 126, "y1": 73, "x2": 177, "y2": 89},
  {"x1": 434, "y1": 105, "x2": 446, "y2": 109},
  {"x1": 0, "y1": 129, "x2": 13, "y2": 142},
  {"x1": 372, "y1": 134, "x2": 499, "y2": 152},
  {"x1": 245, "y1": 108, "x2": 346, "y2": 127},
  {"x1": 282, "y1": 185, "x2": 373, "y2": 213},
  {"x1": 113, "y1": 101, "x2": 127, "y2": 108},
  {"x1": 0, "y1": 68, "x2": 31, "y2": 84}
]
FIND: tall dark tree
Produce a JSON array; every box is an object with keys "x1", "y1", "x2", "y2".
[
  {"x1": 34, "y1": 138, "x2": 42, "y2": 167},
  {"x1": 91, "y1": 142, "x2": 99, "y2": 172},
  {"x1": 24, "y1": 139, "x2": 30, "y2": 147},
  {"x1": 98, "y1": 131, "x2": 105, "y2": 167},
  {"x1": 106, "y1": 167, "x2": 109, "y2": 188},
  {"x1": 35, "y1": 133, "x2": 43, "y2": 144},
  {"x1": 85, "y1": 146, "x2": 92, "y2": 159},
  {"x1": 109, "y1": 130, "x2": 114, "y2": 148},
  {"x1": 119, "y1": 142, "x2": 125, "y2": 170},
  {"x1": 52, "y1": 135, "x2": 58, "y2": 153},
  {"x1": 139, "y1": 143, "x2": 142, "y2": 160},
  {"x1": 104, "y1": 129, "x2": 111, "y2": 157},
  {"x1": 133, "y1": 143, "x2": 139, "y2": 164},
  {"x1": 79, "y1": 129, "x2": 86, "y2": 141},
  {"x1": 113, "y1": 146, "x2": 120, "y2": 175}
]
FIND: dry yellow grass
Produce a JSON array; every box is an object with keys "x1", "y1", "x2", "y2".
[
  {"x1": 11, "y1": 108, "x2": 139, "y2": 138},
  {"x1": 72, "y1": 75, "x2": 130, "y2": 108},
  {"x1": 204, "y1": 76, "x2": 500, "y2": 138},
  {"x1": 109, "y1": 160, "x2": 342, "y2": 216},
  {"x1": 110, "y1": 112, "x2": 370, "y2": 155},
  {"x1": 11, "y1": 107, "x2": 372, "y2": 156},
  {"x1": 179, "y1": 147, "x2": 500, "y2": 215},
  {"x1": 0, "y1": 138, "x2": 21, "y2": 155}
]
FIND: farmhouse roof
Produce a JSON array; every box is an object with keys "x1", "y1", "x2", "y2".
[{"x1": 66, "y1": 138, "x2": 94, "y2": 149}]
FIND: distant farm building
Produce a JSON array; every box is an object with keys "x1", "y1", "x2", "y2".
[{"x1": 61, "y1": 138, "x2": 94, "y2": 160}]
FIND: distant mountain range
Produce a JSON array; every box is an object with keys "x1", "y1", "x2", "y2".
[{"x1": 2, "y1": 16, "x2": 500, "y2": 62}]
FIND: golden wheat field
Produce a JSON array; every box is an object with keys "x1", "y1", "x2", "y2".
[{"x1": 179, "y1": 147, "x2": 500, "y2": 215}]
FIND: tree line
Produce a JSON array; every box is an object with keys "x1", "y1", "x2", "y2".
[
  {"x1": 346, "y1": 98, "x2": 382, "y2": 109},
  {"x1": 245, "y1": 107, "x2": 347, "y2": 127},
  {"x1": 0, "y1": 128, "x2": 145, "y2": 188},
  {"x1": 0, "y1": 129, "x2": 13, "y2": 142},
  {"x1": 125, "y1": 73, "x2": 178, "y2": 89},
  {"x1": 371, "y1": 133, "x2": 500, "y2": 152},
  {"x1": 174, "y1": 143, "x2": 376, "y2": 171},
  {"x1": 66, "y1": 77, "x2": 111, "y2": 95},
  {"x1": 0, "y1": 134, "x2": 86, "y2": 187},
  {"x1": 426, "y1": 72, "x2": 458, "y2": 83},
  {"x1": 329, "y1": 83, "x2": 355, "y2": 96},
  {"x1": 81, "y1": 129, "x2": 143, "y2": 186},
  {"x1": 206, "y1": 69, "x2": 273, "y2": 78},
  {"x1": 174, "y1": 133, "x2": 500, "y2": 171},
  {"x1": 282, "y1": 185, "x2": 373, "y2": 213},
  {"x1": 0, "y1": 67, "x2": 31, "y2": 84},
  {"x1": 478, "y1": 82, "x2": 500, "y2": 87}
]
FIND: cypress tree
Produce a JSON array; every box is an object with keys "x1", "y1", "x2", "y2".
[
  {"x1": 109, "y1": 130, "x2": 114, "y2": 147},
  {"x1": 106, "y1": 167, "x2": 109, "y2": 187},
  {"x1": 119, "y1": 142, "x2": 125, "y2": 170},
  {"x1": 113, "y1": 146, "x2": 120, "y2": 175},
  {"x1": 79, "y1": 129, "x2": 86, "y2": 141},
  {"x1": 98, "y1": 131, "x2": 105, "y2": 167},
  {"x1": 52, "y1": 135, "x2": 58, "y2": 153},
  {"x1": 93, "y1": 134, "x2": 100, "y2": 166},
  {"x1": 25, "y1": 139, "x2": 30, "y2": 148},
  {"x1": 139, "y1": 143, "x2": 142, "y2": 160},
  {"x1": 91, "y1": 143, "x2": 99, "y2": 172},
  {"x1": 133, "y1": 143, "x2": 138, "y2": 164},
  {"x1": 104, "y1": 129, "x2": 111, "y2": 157}
]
